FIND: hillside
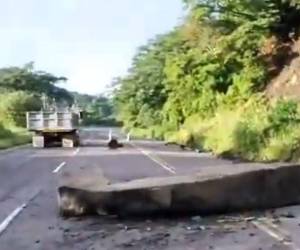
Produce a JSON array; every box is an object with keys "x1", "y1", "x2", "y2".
[
  {"x1": 113, "y1": 0, "x2": 300, "y2": 162},
  {"x1": 267, "y1": 39, "x2": 300, "y2": 100}
]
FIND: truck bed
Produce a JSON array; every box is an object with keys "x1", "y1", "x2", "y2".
[{"x1": 26, "y1": 111, "x2": 79, "y2": 132}]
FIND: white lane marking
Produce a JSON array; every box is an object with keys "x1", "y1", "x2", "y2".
[
  {"x1": 126, "y1": 133, "x2": 131, "y2": 142},
  {"x1": 108, "y1": 129, "x2": 112, "y2": 141},
  {"x1": 0, "y1": 204, "x2": 26, "y2": 236},
  {"x1": 252, "y1": 219, "x2": 299, "y2": 249},
  {"x1": 0, "y1": 190, "x2": 40, "y2": 237},
  {"x1": 51, "y1": 147, "x2": 79, "y2": 174},
  {"x1": 252, "y1": 221, "x2": 288, "y2": 242},
  {"x1": 72, "y1": 148, "x2": 80, "y2": 156},
  {"x1": 131, "y1": 143, "x2": 176, "y2": 174},
  {"x1": 141, "y1": 149, "x2": 177, "y2": 174},
  {"x1": 53, "y1": 162, "x2": 66, "y2": 173}
]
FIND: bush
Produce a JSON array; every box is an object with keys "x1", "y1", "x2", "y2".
[
  {"x1": 0, "y1": 91, "x2": 41, "y2": 127},
  {"x1": 267, "y1": 99, "x2": 299, "y2": 135},
  {"x1": 260, "y1": 123, "x2": 300, "y2": 162},
  {"x1": 233, "y1": 122, "x2": 264, "y2": 160},
  {"x1": 130, "y1": 125, "x2": 168, "y2": 140},
  {"x1": 202, "y1": 110, "x2": 241, "y2": 156},
  {"x1": 0, "y1": 133, "x2": 31, "y2": 149},
  {"x1": 166, "y1": 96, "x2": 300, "y2": 162},
  {"x1": 130, "y1": 128, "x2": 153, "y2": 139},
  {"x1": 166, "y1": 128, "x2": 192, "y2": 145},
  {"x1": 231, "y1": 96, "x2": 269, "y2": 160},
  {"x1": 0, "y1": 123, "x2": 31, "y2": 149},
  {"x1": 0, "y1": 122, "x2": 13, "y2": 138},
  {"x1": 0, "y1": 91, "x2": 39, "y2": 149}
]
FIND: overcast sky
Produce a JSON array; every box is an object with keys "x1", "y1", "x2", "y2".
[{"x1": 0, "y1": 0, "x2": 183, "y2": 94}]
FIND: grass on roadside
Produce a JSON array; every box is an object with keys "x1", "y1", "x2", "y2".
[{"x1": 0, "y1": 124, "x2": 31, "y2": 150}]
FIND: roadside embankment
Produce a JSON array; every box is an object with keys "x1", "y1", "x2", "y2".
[{"x1": 0, "y1": 124, "x2": 31, "y2": 150}]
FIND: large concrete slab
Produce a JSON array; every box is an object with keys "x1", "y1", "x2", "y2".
[{"x1": 58, "y1": 163, "x2": 300, "y2": 217}]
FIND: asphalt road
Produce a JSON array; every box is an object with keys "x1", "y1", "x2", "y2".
[{"x1": 0, "y1": 127, "x2": 300, "y2": 250}]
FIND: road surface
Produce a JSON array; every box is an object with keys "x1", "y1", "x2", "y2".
[{"x1": 0, "y1": 127, "x2": 300, "y2": 250}]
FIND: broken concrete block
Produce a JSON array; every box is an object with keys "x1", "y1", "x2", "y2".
[
  {"x1": 57, "y1": 166, "x2": 110, "y2": 216},
  {"x1": 57, "y1": 164, "x2": 300, "y2": 217}
]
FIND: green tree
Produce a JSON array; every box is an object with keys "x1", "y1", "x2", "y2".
[
  {"x1": 0, "y1": 63, "x2": 73, "y2": 104},
  {"x1": 0, "y1": 91, "x2": 42, "y2": 127}
]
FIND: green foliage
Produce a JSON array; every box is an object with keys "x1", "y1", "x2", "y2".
[
  {"x1": 0, "y1": 129, "x2": 31, "y2": 149},
  {"x1": 166, "y1": 129, "x2": 193, "y2": 146},
  {"x1": 0, "y1": 63, "x2": 73, "y2": 104},
  {"x1": 202, "y1": 110, "x2": 241, "y2": 156},
  {"x1": 233, "y1": 123, "x2": 264, "y2": 160},
  {"x1": 0, "y1": 122, "x2": 31, "y2": 149},
  {"x1": 267, "y1": 99, "x2": 299, "y2": 134},
  {"x1": 130, "y1": 125, "x2": 167, "y2": 140},
  {"x1": 80, "y1": 96, "x2": 116, "y2": 126},
  {"x1": 177, "y1": 97, "x2": 300, "y2": 162},
  {"x1": 113, "y1": 0, "x2": 300, "y2": 162},
  {"x1": 0, "y1": 91, "x2": 42, "y2": 127},
  {"x1": 231, "y1": 97, "x2": 269, "y2": 160},
  {"x1": 0, "y1": 122, "x2": 13, "y2": 138},
  {"x1": 113, "y1": 33, "x2": 181, "y2": 129}
]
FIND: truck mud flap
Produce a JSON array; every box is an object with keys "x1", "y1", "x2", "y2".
[{"x1": 32, "y1": 136, "x2": 45, "y2": 148}]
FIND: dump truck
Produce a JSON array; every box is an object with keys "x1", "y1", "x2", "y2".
[{"x1": 26, "y1": 110, "x2": 81, "y2": 148}]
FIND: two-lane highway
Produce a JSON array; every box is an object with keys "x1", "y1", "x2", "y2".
[{"x1": 0, "y1": 127, "x2": 299, "y2": 249}]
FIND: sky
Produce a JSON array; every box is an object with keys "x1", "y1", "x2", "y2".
[{"x1": 0, "y1": 0, "x2": 184, "y2": 95}]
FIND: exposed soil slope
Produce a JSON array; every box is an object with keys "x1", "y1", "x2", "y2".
[{"x1": 266, "y1": 39, "x2": 300, "y2": 100}]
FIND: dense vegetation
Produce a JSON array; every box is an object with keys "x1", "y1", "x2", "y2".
[
  {"x1": 114, "y1": 0, "x2": 300, "y2": 162},
  {"x1": 72, "y1": 93, "x2": 118, "y2": 126}
]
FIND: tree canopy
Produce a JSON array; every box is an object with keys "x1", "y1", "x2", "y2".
[{"x1": 0, "y1": 63, "x2": 73, "y2": 104}]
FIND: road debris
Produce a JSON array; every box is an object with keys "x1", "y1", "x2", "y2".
[
  {"x1": 191, "y1": 216, "x2": 202, "y2": 222},
  {"x1": 280, "y1": 212, "x2": 296, "y2": 218},
  {"x1": 108, "y1": 138, "x2": 124, "y2": 149},
  {"x1": 222, "y1": 225, "x2": 236, "y2": 233},
  {"x1": 185, "y1": 224, "x2": 207, "y2": 231},
  {"x1": 244, "y1": 217, "x2": 256, "y2": 222}
]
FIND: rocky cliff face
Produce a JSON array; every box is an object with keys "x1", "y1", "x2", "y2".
[{"x1": 266, "y1": 39, "x2": 300, "y2": 100}]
